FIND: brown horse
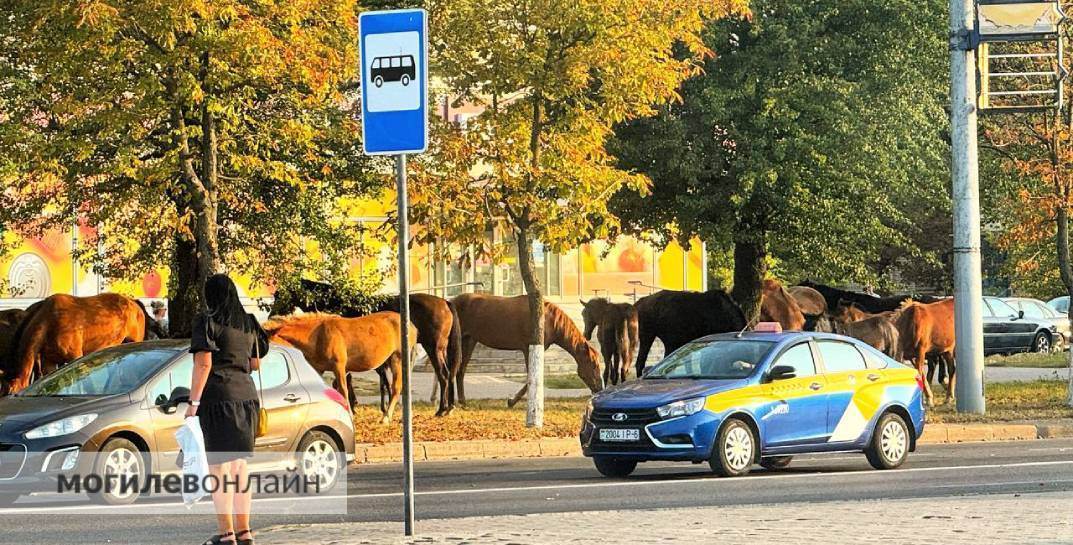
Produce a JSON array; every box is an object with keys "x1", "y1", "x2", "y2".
[
  {"x1": 788, "y1": 286, "x2": 827, "y2": 315},
  {"x1": 2, "y1": 294, "x2": 165, "y2": 394},
  {"x1": 580, "y1": 298, "x2": 638, "y2": 386},
  {"x1": 760, "y1": 279, "x2": 806, "y2": 331},
  {"x1": 270, "y1": 280, "x2": 462, "y2": 417},
  {"x1": 452, "y1": 293, "x2": 603, "y2": 407},
  {"x1": 895, "y1": 298, "x2": 956, "y2": 406},
  {"x1": 264, "y1": 312, "x2": 416, "y2": 422},
  {"x1": 829, "y1": 304, "x2": 900, "y2": 359}
]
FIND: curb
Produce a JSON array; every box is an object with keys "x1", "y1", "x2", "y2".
[{"x1": 354, "y1": 422, "x2": 1073, "y2": 464}]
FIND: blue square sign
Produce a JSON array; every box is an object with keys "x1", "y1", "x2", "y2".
[{"x1": 359, "y1": 9, "x2": 428, "y2": 156}]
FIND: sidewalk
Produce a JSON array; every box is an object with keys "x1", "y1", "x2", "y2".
[{"x1": 260, "y1": 491, "x2": 1073, "y2": 544}]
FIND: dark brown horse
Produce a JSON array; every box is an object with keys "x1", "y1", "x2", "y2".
[
  {"x1": 829, "y1": 303, "x2": 900, "y2": 359},
  {"x1": 895, "y1": 298, "x2": 956, "y2": 405},
  {"x1": 3, "y1": 294, "x2": 165, "y2": 394},
  {"x1": 634, "y1": 289, "x2": 747, "y2": 376},
  {"x1": 580, "y1": 298, "x2": 638, "y2": 386},
  {"x1": 265, "y1": 312, "x2": 416, "y2": 422},
  {"x1": 0, "y1": 309, "x2": 27, "y2": 375},
  {"x1": 798, "y1": 280, "x2": 941, "y2": 314},
  {"x1": 451, "y1": 293, "x2": 603, "y2": 407},
  {"x1": 271, "y1": 280, "x2": 462, "y2": 416}
]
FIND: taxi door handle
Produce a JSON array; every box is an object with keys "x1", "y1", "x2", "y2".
[
  {"x1": 866, "y1": 374, "x2": 881, "y2": 382},
  {"x1": 809, "y1": 382, "x2": 823, "y2": 391},
  {"x1": 283, "y1": 393, "x2": 302, "y2": 403}
]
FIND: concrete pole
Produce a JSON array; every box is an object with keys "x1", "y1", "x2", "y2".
[
  {"x1": 396, "y1": 154, "x2": 416, "y2": 534},
  {"x1": 949, "y1": 0, "x2": 986, "y2": 414}
]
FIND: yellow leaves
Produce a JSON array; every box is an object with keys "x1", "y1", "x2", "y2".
[{"x1": 75, "y1": 0, "x2": 118, "y2": 27}]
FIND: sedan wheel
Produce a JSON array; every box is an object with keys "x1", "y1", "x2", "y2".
[
  {"x1": 865, "y1": 412, "x2": 910, "y2": 470},
  {"x1": 1034, "y1": 332, "x2": 1051, "y2": 353},
  {"x1": 298, "y1": 431, "x2": 343, "y2": 492},
  {"x1": 90, "y1": 438, "x2": 146, "y2": 505},
  {"x1": 710, "y1": 418, "x2": 755, "y2": 477}
]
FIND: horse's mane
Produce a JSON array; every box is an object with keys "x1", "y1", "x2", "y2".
[
  {"x1": 898, "y1": 298, "x2": 916, "y2": 311},
  {"x1": 263, "y1": 312, "x2": 336, "y2": 334},
  {"x1": 547, "y1": 303, "x2": 588, "y2": 349},
  {"x1": 706, "y1": 289, "x2": 747, "y2": 328}
]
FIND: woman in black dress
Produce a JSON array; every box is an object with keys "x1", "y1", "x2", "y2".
[{"x1": 187, "y1": 274, "x2": 268, "y2": 545}]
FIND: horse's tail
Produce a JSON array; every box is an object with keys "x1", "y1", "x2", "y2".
[
  {"x1": 445, "y1": 300, "x2": 463, "y2": 383},
  {"x1": 132, "y1": 298, "x2": 160, "y2": 340}
]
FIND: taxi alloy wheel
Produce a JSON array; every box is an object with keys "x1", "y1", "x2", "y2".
[
  {"x1": 710, "y1": 418, "x2": 755, "y2": 477},
  {"x1": 89, "y1": 437, "x2": 147, "y2": 505},
  {"x1": 865, "y1": 412, "x2": 910, "y2": 470}
]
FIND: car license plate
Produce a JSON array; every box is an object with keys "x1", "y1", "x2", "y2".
[{"x1": 599, "y1": 428, "x2": 640, "y2": 442}]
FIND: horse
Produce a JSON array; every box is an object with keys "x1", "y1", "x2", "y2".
[
  {"x1": 451, "y1": 293, "x2": 603, "y2": 407},
  {"x1": 264, "y1": 312, "x2": 416, "y2": 422},
  {"x1": 0, "y1": 309, "x2": 27, "y2": 374},
  {"x1": 271, "y1": 279, "x2": 462, "y2": 416},
  {"x1": 829, "y1": 304, "x2": 901, "y2": 359},
  {"x1": 894, "y1": 298, "x2": 956, "y2": 406},
  {"x1": 634, "y1": 289, "x2": 747, "y2": 376},
  {"x1": 580, "y1": 298, "x2": 638, "y2": 386},
  {"x1": 760, "y1": 279, "x2": 806, "y2": 331},
  {"x1": 797, "y1": 280, "x2": 941, "y2": 314},
  {"x1": 2, "y1": 294, "x2": 166, "y2": 394},
  {"x1": 788, "y1": 285, "x2": 827, "y2": 315}
]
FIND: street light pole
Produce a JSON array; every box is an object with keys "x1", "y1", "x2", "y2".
[{"x1": 949, "y1": 0, "x2": 986, "y2": 413}]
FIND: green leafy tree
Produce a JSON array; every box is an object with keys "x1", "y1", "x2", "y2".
[
  {"x1": 610, "y1": 0, "x2": 951, "y2": 318},
  {"x1": 411, "y1": 0, "x2": 747, "y2": 426},
  {"x1": 0, "y1": 0, "x2": 379, "y2": 333}
]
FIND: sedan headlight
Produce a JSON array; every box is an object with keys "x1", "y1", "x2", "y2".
[
  {"x1": 25, "y1": 414, "x2": 98, "y2": 440},
  {"x1": 657, "y1": 398, "x2": 706, "y2": 419}
]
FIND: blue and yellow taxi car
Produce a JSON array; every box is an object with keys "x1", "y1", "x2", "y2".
[{"x1": 580, "y1": 325, "x2": 926, "y2": 477}]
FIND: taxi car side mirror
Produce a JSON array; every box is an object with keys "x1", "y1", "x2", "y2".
[{"x1": 766, "y1": 365, "x2": 797, "y2": 383}]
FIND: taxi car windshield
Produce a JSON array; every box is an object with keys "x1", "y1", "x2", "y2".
[{"x1": 645, "y1": 340, "x2": 774, "y2": 380}]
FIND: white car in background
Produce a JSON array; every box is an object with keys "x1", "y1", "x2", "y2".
[{"x1": 1007, "y1": 297, "x2": 1070, "y2": 351}]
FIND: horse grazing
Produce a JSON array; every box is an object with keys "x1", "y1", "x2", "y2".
[
  {"x1": 634, "y1": 289, "x2": 747, "y2": 376},
  {"x1": 580, "y1": 298, "x2": 638, "y2": 386},
  {"x1": 798, "y1": 280, "x2": 940, "y2": 314},
  {"x1": 264, "y1": 312, "x2": 416, "y2": 422},
  {"x1": 895, "y1": 298, "x2": 956, "y2": 406},
  {"x1": 2, "y1": 294, "x2": 165, "y2": 394},
  {"x1": 451, "y1": 293, "x2": 603, "y2": 407},
  {"x1": 271, "y1": 279, "x2": 462, "y2": 417},
  {"x1": 829, "y1": 303, "x2": 900, "y2": 359}
]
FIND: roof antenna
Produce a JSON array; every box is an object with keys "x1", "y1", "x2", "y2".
[{"x1": 735, "y1": 319, "x2": 753, "y2": 338}]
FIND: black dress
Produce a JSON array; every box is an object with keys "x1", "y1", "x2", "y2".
[{"x1": 190, "y1": 312, "x2": 268, "y2": 464}]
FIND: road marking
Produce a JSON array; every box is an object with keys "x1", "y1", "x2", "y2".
[
  {"x1": 2, "y1": 460, "x2": 1070, "y2": 513},
  {"x1": 930, "y1": 479, "x2": 1073, "y2": 489}
]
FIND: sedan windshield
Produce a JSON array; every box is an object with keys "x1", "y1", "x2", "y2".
[
  {"x1": 645, "y1": 340, "x2": 774, "y2": 380},
  {"x1": 19, "y1": 346, "x2": 179, "y2": 397}
]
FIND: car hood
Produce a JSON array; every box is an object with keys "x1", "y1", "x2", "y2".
[
  {"x1": 0, "y1": 394, "x2": 129, "y2": 429},
  {"x1": 593, "y1": 378, "x2": 747, "y2": 409}
]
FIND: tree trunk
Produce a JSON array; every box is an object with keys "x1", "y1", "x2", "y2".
[
  {"x1": 168, "y1": 236, "x2": 200, "y2": 338},
  {"x1": 516, "y1": 224, "x2": 545, "y2": 428},
  {"x1": 731, "y1": 231, "x2": 767, "y2": 325},
  {"x1": 1057, "y1": 207, "x2": 1073, "y2": 406}
]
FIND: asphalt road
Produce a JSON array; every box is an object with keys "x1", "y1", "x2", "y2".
[{"x1": 1, "y1": 438, "x2": 1071, "y2": 544}]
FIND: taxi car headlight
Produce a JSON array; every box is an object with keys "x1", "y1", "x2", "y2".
[
  {"x1": 25, "y1": 414, "x2": 98, "y2": 440},
  {"x1": 657, "y1": 398, "x2": 705, "y2": 419}
]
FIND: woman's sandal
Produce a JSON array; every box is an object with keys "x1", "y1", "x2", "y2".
[
  {"x1": 202, "y1": 531, "x2": 235, "y2": 545},
  {"x1": 236, "y1": 529, "x2": 255, "y2": 545}
]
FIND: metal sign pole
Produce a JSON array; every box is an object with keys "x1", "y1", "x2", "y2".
[
  {"x1": 950, "y1": 0, "x2": 986, "y2": 413},
  {"x1": 396, "y1": 153, "x2": 416, "y2": 534}
]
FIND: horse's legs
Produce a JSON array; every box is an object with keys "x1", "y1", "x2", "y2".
[
  {"x1": 943, "y1": 352, "x2": 957, "y2": 404},
  {"x1": 425, "y1": 340, "x2": 452, "y2": 416},
  {"x1": 508, "y1": 347, "x2": 529, "y2": 408},
  {"x1": 383, "y1": 353, "x2": 404, "y2": 424},
  {"x1": 617, "y1": 339, "x2": 629, "y2": 384},
  {"x1": 915, "y1": 348, "x2": 933, "y2": 406},
  {"x1": 457, "y1": 337, "x2": 478, "y2": 407},
  {"x1": 635, "y1": 330, "x2": 655, "y2": 378},
  {"x1": 601, "y1": 339, "x2": 614, "y2": 387}
]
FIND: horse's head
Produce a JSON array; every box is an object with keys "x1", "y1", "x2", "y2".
[
  {"x1": 831, "y1": 299, "x2": 863, "y2": 324},
  {"x1": 146, "y1": 317, "x2": 168, "y2": 340},
  {"x1": 576, "y1": 342, "x2": 604, "y2": 393}
]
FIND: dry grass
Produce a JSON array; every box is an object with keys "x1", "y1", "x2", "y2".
[
  {"x1": 926, "y1": 380, "x2": 1073, "y2": 423},
  {"x1": 354, "y1": 398, "x2": 589, "y2": 444},
  {"x1": 985, "y1": 352, "x2": 1070, "y2": 369}
]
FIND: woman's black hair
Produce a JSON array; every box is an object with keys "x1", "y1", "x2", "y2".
[{"x1": 204, "y1": 273, "x2": 253, "y2": 331}]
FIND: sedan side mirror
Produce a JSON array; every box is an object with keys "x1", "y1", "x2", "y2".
[
  {"x1": 1017, "y1": 310, "x2": 1025, "y2": 319},
  {"x1": 158, "y1": 386, "x2": 191, "y2": 414},
  {"x1": 766, "y1": 365, "x2": 797, "y2": 383}
]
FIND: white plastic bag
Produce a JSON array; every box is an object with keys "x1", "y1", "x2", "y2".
[{"x1": 174, "y1": 416, "x2": 210, "y2": 508}]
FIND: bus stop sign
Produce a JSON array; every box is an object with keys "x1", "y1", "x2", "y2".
[{"x1": 359, "y1": 9, "x2": 428, "y2": 155}]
